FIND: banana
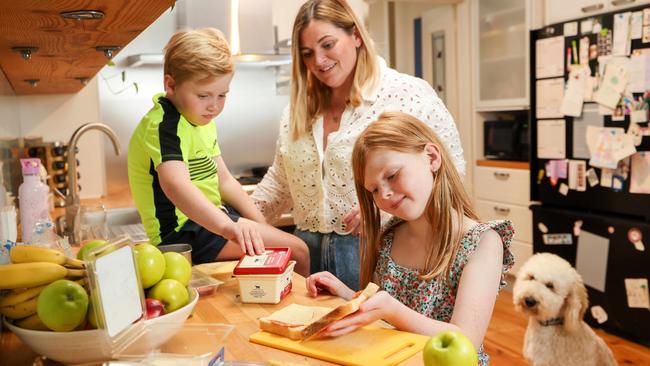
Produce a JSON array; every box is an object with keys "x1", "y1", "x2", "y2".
[
  {"x1": 0, "y1": 278, "x2": 86, "y2": 307},
  {"x1": 0, "y1": 296, "x2": 37, "y2": 319},
  {"x1": 0, "y1": 284, "x2": 48, "y2": 307},
  {"x1": 10, "y1": 245, "x2": 85, "y2": 269},
  {"x1": 15, "y1": 313, "x2": 50, "y2": 331},
  {"x1": 0, "y1": 262, "x2": 85, "y2": 290}
]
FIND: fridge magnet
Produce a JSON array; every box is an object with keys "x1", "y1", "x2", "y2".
[
  {"x1": 537, "y1": 169, "x2": 545, "y2": 184},
  {"x1": 543, "y1": 233, "x2": 573, "y2": 245},
  {"x1": 612, "y1": 175, "x2": 625, "y2": 191},
  {"x1": 564, "y1": 22, "x2": 578, "y2": 37},
  {"x1": 568, "y1": 160, "x2": 587, "y2": 191},
  {"x1": 624, "y1": 278, "x2": 650, "y2": 309},
  {"x1": 593, "y1": 18, "x2": 603, "y2": 34},
  {"x1": 590, "y1": 305, "x2": 608, "y2": 324},
  {"x1": 581, "y1": 18, "x2": 594, "y2": 34},
  {"x1": 627, "y1": 121, "x2": 643, "y2": 146},
  {"x1": 574, "y1": 220, "x2": 584, "y2": 236},
  {"x1": 587, "y1": 167, "x2": 600, "y2": 187},
  {"x1": 601, "y1": 168, "x2": 614, "y2": 187},
  {"x1": 614, "y1": 156, "x2": 631, "y2": 180},
  {"x1": 627, "y1": 228, "x2": 645, "y2": 251},
  {"x1": 589, "y1": 44, "x2": 598, "y2": 60},
  {"x1": 559, "y1": 183, "x2": 569, "y2": 196},
  {"x1": 537, "y1": 222, "x2": 549, "y2": 233},
  {"x1": 608, "y1": 226, "x2": 615, "y2": 234},
  {"x1": 546, "y1": 159, "x2": 568, "y2": 179},
  {"x1": 630, "y1": 152, "x2": 650, "y2": 194},
  {"x1": 576, "y1": 230, "x2": 610, "y2": 292},
  {"x1": 597, "y1": 28, "x2": 612, "y2": 56}
]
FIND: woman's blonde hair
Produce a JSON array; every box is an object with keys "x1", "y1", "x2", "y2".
[
  {"x1": 352, "y1": 112, "x2": 479, "y2": 287},
  {"x1": 164, "y1": 28, "x2": 234, "y2": 84},
  {"x1": 290, "y1": 0, "x2": 379, "y2": 140}
]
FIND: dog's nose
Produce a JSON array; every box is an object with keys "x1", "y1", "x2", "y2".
[{"x1": 524, "y1": 297, "x2": 537, "y2": 308}]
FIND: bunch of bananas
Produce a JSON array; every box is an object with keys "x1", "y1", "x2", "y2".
[{"x1": 0, "y1": 245, "x2": 87, "y2": 330}]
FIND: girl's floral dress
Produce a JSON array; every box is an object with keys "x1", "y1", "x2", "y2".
[{"x1": 376, "y1": 220, "x2": 515, "y2": 366}]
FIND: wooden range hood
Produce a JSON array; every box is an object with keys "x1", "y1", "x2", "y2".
[{"x1": 0, "y1": 0, "x2": 175, "y2": 95}]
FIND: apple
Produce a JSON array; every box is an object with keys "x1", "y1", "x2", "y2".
[
  {"x1": 147, "y1": 279, "x2": 189, "y2": 313},
  {"x1": 134, "y1": 243, "x2": 166, "y2": 288},
  {"x1": 145, "y1": 298, "x2": 166, "y2": 319},
  {"x1": 161, "y1": 252, "x2": 192, "y2": 286},
  {"x1": 77, "y1": 239, "x2": 107, "y2": 260},
  {"x1": 37, "y1": 279, "x2": 89, "y2": 332},
  {"x1": 423, "y1": 331, "x2": 478, "y2": 366}
]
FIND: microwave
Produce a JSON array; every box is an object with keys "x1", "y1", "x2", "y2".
[{"x1": 483, "y1": 120, "x2": 529, "y2": 161}]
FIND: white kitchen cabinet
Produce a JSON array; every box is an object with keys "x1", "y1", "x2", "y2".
[
  {"x1": 545, "y1": 0, "x2": 650, "y2": 26},
  {"x1": 473, "y1": 0, "x2": 530, "y2": 111},
  {"x1": 474, "y1": 165, "x2": 532, "y2": 275}
]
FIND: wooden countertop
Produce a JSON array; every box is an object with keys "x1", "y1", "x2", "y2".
[
  {"x1": 0, "y1": 272, "x2": 424, "y2": 365},
  {"x1": 476, "y1": 159, "x2": 529, "y2": 170}
]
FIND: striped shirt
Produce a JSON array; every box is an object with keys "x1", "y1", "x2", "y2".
[{"x1": 128, "y1": 93, "x2": 221, "y2": 245}]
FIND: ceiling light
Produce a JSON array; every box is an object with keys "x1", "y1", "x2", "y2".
[
  {"x1": 24, "y1": 79, "x2": 39, "y2": 87},
  {"x1": 12, "y1": 47, "x2": 39, "y2": 60},
  {"x1": 96, "y1": 46, "x2": 121, "y2": 59}
]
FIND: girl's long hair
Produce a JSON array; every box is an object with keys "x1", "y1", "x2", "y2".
[
  {"x1": 290, "y1": 0, "x2": 379, "y2": 141},
  {"x1": 352, "y1": 112, "x2": 479, "y2": 287}
]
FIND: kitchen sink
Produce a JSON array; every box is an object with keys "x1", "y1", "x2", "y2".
[{"x1": 55, "y1": 207, "x2": 149, "y2": 243}]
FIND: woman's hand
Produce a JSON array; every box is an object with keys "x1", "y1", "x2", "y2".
[
  {"x1": 319, "y1": 291, "x2": 398, "y2": 338},
  {"x1": 343, "y1": 206, "x2": 362, "y2": 236},
  {"x1": 305, "y1": 271, "x2": 355, "y2": 299},
  {"x1": 224, "y1": 217, "x2": 265, "y2": 256}
]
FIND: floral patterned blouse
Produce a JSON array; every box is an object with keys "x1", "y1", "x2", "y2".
[{"x1": 376, "y1": 220, "x2": 515, "y2": 366}]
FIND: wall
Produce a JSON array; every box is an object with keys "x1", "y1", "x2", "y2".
[{"x1": 0, "y1": 95, "x2": 19, "y2": 138}]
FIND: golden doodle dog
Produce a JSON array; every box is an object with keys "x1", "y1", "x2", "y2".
[{"x1": 513, "y1": 253, "x2": 617, "y2": 366}]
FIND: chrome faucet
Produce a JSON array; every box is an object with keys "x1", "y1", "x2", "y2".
[{"x1": 62, "y1": 123, "x2": 121, "y2": 244}]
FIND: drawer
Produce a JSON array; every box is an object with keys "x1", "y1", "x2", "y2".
[
  {"x1": 476, "y1": 199, "x2": 532, "y2": 244},
  {"x1": 509, "y1": 240, "x2": 533, "y2": 276},
  {"x1": 474, "y1": 166, "x2": 529, "y2": 205}
]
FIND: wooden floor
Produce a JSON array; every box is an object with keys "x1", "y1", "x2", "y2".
[{"x1": 486, "y1": 289, "x2": 650, "y2": 365}]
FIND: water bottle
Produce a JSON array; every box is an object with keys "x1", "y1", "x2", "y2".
[{"x1": 18, "y1": 158, "x2": 51, "y2": 243}]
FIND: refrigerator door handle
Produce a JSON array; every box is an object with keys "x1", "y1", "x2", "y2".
[
  {"x1": 611, "y1": 0, "x2": 635, "y2": 6},
  {"x1": 581, "y1": 3, "x2": 605, "y2": 13},
  {"x1": 493, "y1": 171, "x2": 510, "y2": 179},
  {"x1": 493, "y1": 206, "x2": 511, "y2": 215}
]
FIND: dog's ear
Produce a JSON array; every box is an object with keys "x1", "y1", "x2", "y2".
[{"x1": 564, "y1": 273, "x2": 588, "y2": 333}]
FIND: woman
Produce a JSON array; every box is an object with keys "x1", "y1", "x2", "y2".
[{"x1": 252, "y1": 0, "x2": 465, "y2": 290}]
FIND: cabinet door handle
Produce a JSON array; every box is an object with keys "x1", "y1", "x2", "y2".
[
  {"x1": 493, "y1": 206, "x2": 511, "y2": 215},
  {"x1": 493, "y1": 171, "x2": 510, "y2": 179},
  {"x1": 581, "y1": 3, "x2": 604, "y2": 13},
  {"x1": 611, "y1": 0, "x2": 635, "y2": 6}
]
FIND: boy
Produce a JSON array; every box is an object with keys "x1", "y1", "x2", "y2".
[{"x1": 127, "y1": 28, "x2": 309, "y2": 275}]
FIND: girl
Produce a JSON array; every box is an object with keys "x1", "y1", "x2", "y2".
[{"x1": 306, "y1": 112, "x2": 514, "y2": 365}]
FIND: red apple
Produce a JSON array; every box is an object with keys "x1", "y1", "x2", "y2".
[{"x1": 145, "y1": 298, "x2": 166, "y2": 319}]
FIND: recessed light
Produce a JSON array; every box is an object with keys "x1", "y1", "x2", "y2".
[{"x1": 60, "y1": 10, "x2": 105, "y2": 20}]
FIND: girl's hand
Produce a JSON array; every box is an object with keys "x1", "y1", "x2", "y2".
[
  {"x1": 225, "y1": 218, "x2": 265, "y2": 256},
  {"x1": 319, "y1": 291, "x2": 398, "y2": 338},
  {"x1": 342, "y1": 206, "x2": 362, "y2": 236},
  {"x1": 305, "y1": 271, "x2": 355, "y2": 299}
]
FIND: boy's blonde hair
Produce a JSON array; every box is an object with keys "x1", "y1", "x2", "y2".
[
  {"x1": 290, "y1": 0, "x2": 379, "y2": 140},
  {"x1": 352, "y1": 112, "x2": 479, "y2": 287},
  {"x1": 164, "y1": 28, "x2": 233, "y2": 83}
]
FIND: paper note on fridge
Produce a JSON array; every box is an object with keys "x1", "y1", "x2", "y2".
[
  {"x1": 538, "y1": 119, "x2": 566, "y2": 159},
  {"x1": 624, "y1": 278, "x2": 650, "y2": 309},
  {"x1": 587, "y1": 126, "x2": 637, "y2": 169},
  {"x1": 536, "y1": 78, "x2": 564, "y2": 119},
  {"x1": 612, "y1": 12, "x2": 632, "y2": 56},
  {"x1": 536, "y1": 36, "x2": 564, "y2": 78},
  {"x1": 630, "y1": 152, "x2": 650, "y2": 194},
  {"x1": 594, "y1": 62, "x2": 629, "y2": 109},
  {"x1": 560, "y1": 66, "x2": 588, "y2": 117},
  {"x1": 573, "y1": 104, "x2": 604, "y2": 159},
  {"x1": 576, "y1": 230, "x2": 609, "y2": 293},
  {"x1": 568, "y1": 160, "x2": 587, "y2": 191}
]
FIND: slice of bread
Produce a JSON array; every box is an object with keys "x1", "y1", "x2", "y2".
[
  {"x1": 259, "y1": 282, "x2": 380, "y2": 340},
  {"x1": 259, "y1": 304, "x2": 333, "y2": 340}
]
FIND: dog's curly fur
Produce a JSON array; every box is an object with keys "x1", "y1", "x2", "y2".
[{"x1": 513, "y1": 253, "x2": 617, "y2": 366}]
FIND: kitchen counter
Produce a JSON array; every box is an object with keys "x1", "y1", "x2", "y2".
[{"x1": 0, "y1": 272, "x2": 425, "y2": 365}]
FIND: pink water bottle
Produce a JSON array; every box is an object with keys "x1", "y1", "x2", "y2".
[{"x1": 18, "y1": 158, "x2": 50, "y2": 243}]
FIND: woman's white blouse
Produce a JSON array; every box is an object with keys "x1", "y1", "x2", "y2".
[{"x1": 252, "y1": 58, "x2": 465, "y2": 234}]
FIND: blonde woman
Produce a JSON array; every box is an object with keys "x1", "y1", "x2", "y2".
[
  {"x1": 252, "y1": 0, "x2": 464, "y2": 289},
  {"x1": 306, "y1": 112, "x2": 515, "y2": 366}
]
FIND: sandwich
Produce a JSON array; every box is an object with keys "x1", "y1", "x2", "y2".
[{"x1": 259, "y1": 282, "x2": 380, "y2": 340}]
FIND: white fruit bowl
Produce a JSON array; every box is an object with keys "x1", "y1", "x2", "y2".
[{"x1": 4, "y1": 287, "x2": 199, "y2": 365}]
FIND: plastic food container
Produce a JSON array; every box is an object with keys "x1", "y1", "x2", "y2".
[
  {"x1": 190, "y1": 269, "x2": 223, "y2": 297},
  {"x1": 233, "y1": 248, "x2": 294, "y2": 304}
]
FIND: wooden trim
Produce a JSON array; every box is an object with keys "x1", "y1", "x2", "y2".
[{"x1": 476, "y1": 159, "x2": 529, "y2": 170}]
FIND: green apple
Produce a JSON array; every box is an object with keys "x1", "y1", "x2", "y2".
[
  {"x1": 161, "y1": 252, "x2": 192, "y2": 286},
  {"x1": 134, "y1": 243, "x2": 165, "y2": 288},
  {"x1": 86, "y1": 296, "x2": 103, "y2": 329},
  {"x1": 37, "y1": 279, "x2": 89, "y2": 332},
  {"x1": 77, "y1": 239, "x2": 107, "y2": 260},
  {"x1": 147, "y1": 279, "x2": 189, "y2": 313},
  {"x1": 423, "y1": 331, "x2": 478, "y2": 366}
]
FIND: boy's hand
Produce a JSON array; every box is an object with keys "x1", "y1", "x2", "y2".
[
  {"x1": 226, "y1": 218, "x2": 265, "y2": 256},
  {"x1": 305, "y1": 271, "x2": 355, "y2": 300}
]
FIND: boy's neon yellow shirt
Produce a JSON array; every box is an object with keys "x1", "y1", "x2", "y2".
[{"x1": 128, "y1": 93, "x2": 222, "y2": 245}]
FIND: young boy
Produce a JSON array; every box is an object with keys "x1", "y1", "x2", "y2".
[{"x1": 127, "y1": 28, "x2": 310, "y2": 275}]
